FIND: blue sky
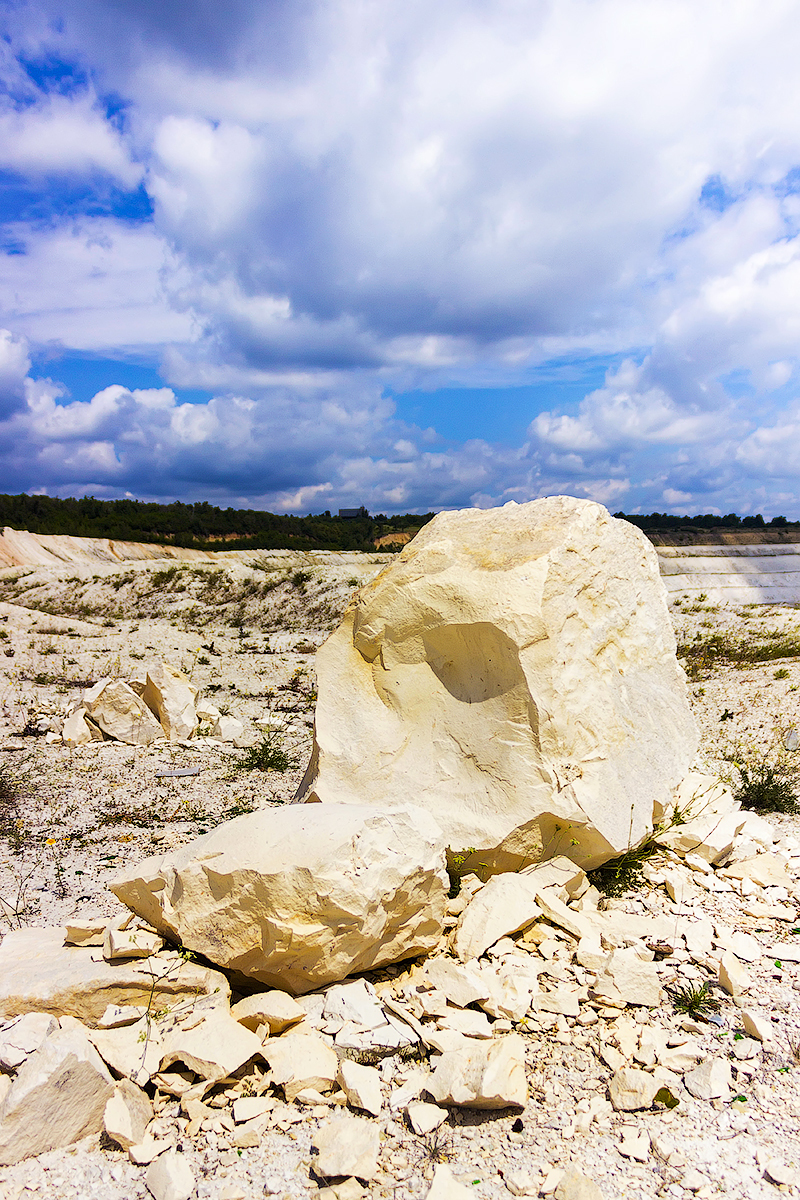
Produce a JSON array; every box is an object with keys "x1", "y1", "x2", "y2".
[{"x1": 2, "y1": 2, "x2": 800, "y2": 516}]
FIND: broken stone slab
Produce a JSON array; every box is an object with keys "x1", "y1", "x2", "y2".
[
  {"x1": 145, "y1": 1150, "x2": 196, "y2": 1200},
  {"x1": 83, "y1": 1015, "x2": 164, "y2": 1085},
  {"x1": 719, "y1": 950, "x2": 752, "y2": 998},
  {"x1": 159, "y1": 1007, "x2": 263, "y2": 1081},
  {"x1": 262, "y1": 1030, "x2": 339, "y2": 1101},
  {"x1": 311, "y1": 1115, "x2": 380, "y2": 1182},
  {"x1": 62, "y1": 706, "x2": 93, "y2": 745},
  {"x1": 684, "y1": 1058, "x2": 732, "y2": 1101},
  {"x1": 608, "y1": 1067, "x2": 659, "y2": 1111},
  {"x1": 0, "y1": 1022, "x2": 115, "y2": 1165},
  {"x1": 323, "y1": 980, "x2": 387, "y2": 1031},
  {"x1": 337, "y1": 1060, "x2": 382, "y2": 1117},
  {"x1": 436, "y1": 1006, "x2": 493, "y2": 1039},
  {"x1": 232, "y1": 1096, "x2": 274, "y2": 1124},
  {"x1": 0, "y1": 1013, "x2": 57, "y2": 1071},
  {"x1": 713, "y1": 925, "x2": 762, "y2": 963},
  {"x1": 453, "y1": 874, "x2": 542, "y2": 961},
  {"x1": 719, "y1": 854, "x2": 792, "y2": 889},
  {"x1": 427, "y1": 1033, "x2": 527, "y2": 1109},
  {"x1": 592, "y1": 949, "x2": 663, "y2": 1008},
  {"x1": 553, "y1": 1169, "x2": 604, "y2": 1200},
  {"x1": 425, "y1": 1164, "x2": 478, "y2": 1199},
  {"x1": 85, "y1": 678, "x2": 165, "y2": 745},
  {"x1": 502, "y1": 1168, "x2": 539, "y2": 1197},
  {"x1": 103, "y1": 1078, "x2": 153, "y2": 1150},
  {"x1": 318, "y1": 1181, "x2": 366, "y2": 1200},
  {"x1": 741, "y1": 1010, "x2": 773, "y2": 1043},
  {"x1": 298, "y1": 498, "x2": 697, "y2": 873},
  {"x1": 533, "y1": 888, "x2": 597, "y2": 942},
  {"x1": 0, "y1": 927, "x2": 229, "y2": 1025},
  {"x1": 111, "y1": 803, "x2": 448, "y2": 993},
  {"x1": 417, "y1": 957, "x2": 492, "y2": 1008},
  {"x1": 231, "y1": 990, "x2": 304, "y2": 1035},
  {"x1": 141, "y1": 663, "x2": 198, "y2": 742},
  {"x1": 334, "y1": 1012, "x2": 419, "y2": 1058},
  {"x1": 406, "y1": 1100, "x2": 448, "y2": 1135},
  {"x1": 64, "y1": 920, "x2": 107, "y2": 947},
  {"x1": 103, "y1": 927, "x2": 165, "y2": 960}
]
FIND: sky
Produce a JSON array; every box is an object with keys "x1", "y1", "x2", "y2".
[{"x1": 2, "y1": 1, "x2": 800, "y2": 517}]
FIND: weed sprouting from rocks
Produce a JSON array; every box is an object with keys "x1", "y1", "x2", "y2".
[
  {"x1": 587, "y1": 839, "x2": 660, "y2": 897},
  {"x1": 726, "y1": 747, "x2": 799, "y2": 814},
  {"x1": 235, "y1": 729, "x2": 296, "y2": 774},
  {"x1": 668, "y1": 981, "x2": 719, "y2": 1019}
]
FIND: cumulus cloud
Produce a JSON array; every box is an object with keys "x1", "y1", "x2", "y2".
[{"x1": 4, "y1": 1, "x2": 800, "y2": 511}]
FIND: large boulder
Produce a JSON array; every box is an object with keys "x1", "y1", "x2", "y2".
[
  {"x1": 111, "y1": 804, "x2": 448, "y2": 994},
  {"x1": 297, "y1": 497, "x2": 697, "y2": 869},
  {"x1": 83, "y1": 678, "x2": 164, "y2": 745},
  {"x1": 141, "y1": 663, "x2": 198, "y2": 741}
]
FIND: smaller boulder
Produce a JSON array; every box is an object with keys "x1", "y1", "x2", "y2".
[
  {"x1": 311, "y1": 1115, "x2": 380, "y2": 1182},
  {"x1": 0, "y1": 1023, "x2": 114, "y2": 1165},
  {"x1": 141, "y1": 663, "x2": 198, "y2": 741},
  {"x1": 337, "y1": 1059, "x2": 382, "y2": 1117},
  {"x1": 85, "y1": 679, "x2": 164, "y2": 745},
  {"x1": 608, "y1": 1067, "x2": 658, "y2": 1111},
  {"x1": 104, "y1": 1078, "x2": 153, "y2": 1150},
  {"x1": 146, "y1": 1151, "x2": 196, "y2": 1200},
  {"x1": 427, "y1": 1034, "x2": 527, "y2": 1109},
  {"x1": 263, "y1": 1031, "x2": 338, "y2": 1101}
]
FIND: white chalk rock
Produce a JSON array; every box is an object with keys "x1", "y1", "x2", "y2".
[
  {"x1": 311, "y1": 1115, "x2": 380, "y2": 1181},
  {"x1": 337, "y1": 1059, "x2": 383, "y2": 1117},
  {"x1": 85, "y1": 679, "x2": 165, "y2": 745},
  {"x1": 426, "y1": 1164, "x2": 478, "y2": 1199},
  {"x1": 684, "y1": 1057, "x2": 732, "y2": 1101},
  {"x1": 103, "y1": 1078, "x2": 153, "y2": 1150},
  {"x1": 141, "y1": 663, "x2": 198, "y2": 741},
  {"x1": 0, "y1": 1023, "x2": 114, "y2": 1165},
  {"x1": 110, "y1": 804, "x2": 448, "y2": 993},
  {"x1": 427, "y1": 1033, "x2": 527, "y2": 1109},
  {"x1": 62, "y1": 706, "x2": 92, "y2": 745},
  {"x1": 299, "y1": 497, "x2": 697, "y2": 870},
  {"x1": 0, "y1": 926, "x2": 229, "y2": 1025},
  {"x1": 231, "y1": 990, "x2": 304, "y2": 1034},
  {"x1": 146, "y1": 1151, "x2": 195, "y2": 1200},
  {"x1": 263, "y1": 1030, "x2": 339, "y2": 1101},
  {"x1": 608, "y1": 1067, "x2": 659, "y2": 1111},
  {"x1": 0, "y1": 1013, "x2": 57, "y2": 1071},
  {"x1": 212, "y1": 715, "x2": 245, "y2": 743}
]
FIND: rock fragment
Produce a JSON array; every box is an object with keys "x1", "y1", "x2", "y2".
[
  {"x1": 427, "y1": 1034, "x2": 527, "y2": 1109},
  {"x1": 608, "y1": 1067, "x2": 658, "y2": 1111},
  {"x1": 683, "y1": 1058, "x2": 732, "y2": 1101},
  {"x1": 553, "y1": 1169, "x2": 604, "y2": 1200},
  {"x1": 103, "y1": 1078, "x2": 153, "y2": 1150},
  {"x1": 231, "y1": 990, "x2": 304, "y2": 1034},
  {"x1": 0, "y1": 1023, "x2": 114, "y2": 1165},
  {"x1": 425, "y1": 1164, "x2": 479, "y2": 1199},
  {"x1": 145, "y1": 1151, "x2": 196, "y2": 1200},
  {"x1": 311, "y1": 1114, "x2": 380, "y2": 1182},
  {"x1": 338, "y1": 1059, "x2": 382, "y2": 1117},
  {"x1": 0, "y1": 927, "x2": 229, "y2": 1024},
  {"x1": 84, "y1": 678, "x2": 164, "y2": 745},
  {"x1": 111, "y1": 804, "x2": 448, "y2": 992},
  {"x1": 263, "y1": 1031, "x2": 338, "y2": 1101},
  {"x1": 0, "y1": 1012, "x2": 57, "y2": 1071},
  {"x1": 141, "y1": 663, "x2": 198, "y2": 741}
]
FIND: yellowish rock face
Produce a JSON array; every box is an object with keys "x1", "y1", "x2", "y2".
[{"x1": 300, "y1": 496, "x2": 698, "y2": 869}]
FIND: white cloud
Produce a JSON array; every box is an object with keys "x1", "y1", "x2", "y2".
[
  {"x1": 5, "y1": 1, "x2": 800, "y2": 512},
  {"x1": 0, "y1": 94, "x2": 142, "y2": 185}
]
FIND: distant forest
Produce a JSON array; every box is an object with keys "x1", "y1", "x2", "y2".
[
  {"x1": 613, "y1": 511, "x2": 799, "y2": 531},
  {"x1": 0, "y1": 493, "x2": 435, "y2": 552},
  {"x1": 0, "y1": 493, "x2": 796, "y2": 550}
]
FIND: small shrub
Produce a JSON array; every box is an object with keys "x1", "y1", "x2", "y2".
[
  {"x1": 668, "y1": 981, "x2": 719, "y2": 1019},
  {"x1": 775, "y1": 668, "x2": 790, "y2": 680},
  {"x1": 291, "y1": 570, "x2": 312, "y2": 590},
  {"x1": 587, "y1": 839, "x2": 661, "y2": 897},
  {"x1": 729, "y1": 754, "x2": 799, "y2": 814},
  {"x1": 236, "y1": 730, "x2": 296, "y2": 773}
]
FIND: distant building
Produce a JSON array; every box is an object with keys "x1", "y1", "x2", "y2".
[{"x1": 338, "y1": 506, "x2": 369, "y2": 519}]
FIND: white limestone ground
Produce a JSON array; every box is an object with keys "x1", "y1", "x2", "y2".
[{"x1": 0, "y1": 552, "x2": 799, "y2": 1200}]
